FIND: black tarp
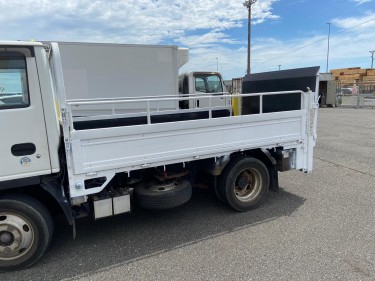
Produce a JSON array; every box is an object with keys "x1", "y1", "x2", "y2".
[{"x1": 242, "y1": 66, "x2": 320, "y2": 114}]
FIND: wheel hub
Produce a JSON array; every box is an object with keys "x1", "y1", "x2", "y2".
[
  {"x1": 0, "y1": 231, "x2": 14, "y2": 246},
  {"x1": 0, "y1": 214, "x2": 34, "y2": 260},
  {"x1": 234, "y1": 169, "x2": 261, "y2": 201},
  {"x1": 237, "y1": 175, "x2": 251, "y2": 190}
]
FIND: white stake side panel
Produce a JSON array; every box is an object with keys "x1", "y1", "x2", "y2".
[{"x1": 67, "y1": 109, "x2": 307, "y2": 197}]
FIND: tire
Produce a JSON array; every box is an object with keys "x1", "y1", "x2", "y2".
[
  {"x1": 0, "y1": 194, "x2": 54, "y2": 272},
  {"x1": 214, "y1": 178, "x2": 227, "y2": 204},
  {"x1": 218, "y1": 157, "x2": 269, "y2": 212},
  {"x1": 134, "y1": 178, "x2": 192, "y2": 210}
]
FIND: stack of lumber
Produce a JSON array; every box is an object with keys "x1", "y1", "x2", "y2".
[
  {"x1": 330, "y1": 67, "x2": 375, "y2": 85},
  {"x1": 364, "y1": 69, "x2": 375, "y2": 81}
]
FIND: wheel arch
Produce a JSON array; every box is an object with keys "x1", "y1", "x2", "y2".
[{"x1": 0, "y1": 177, "x2": 74, "y2": 225}]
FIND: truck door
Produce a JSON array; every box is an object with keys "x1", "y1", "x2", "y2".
[
  {"x1": 0, "y1": 48, "x2": 51, "y2": 181},
  {"x1": 193, "y1": 73, "x2": 227, "y2": 108}
]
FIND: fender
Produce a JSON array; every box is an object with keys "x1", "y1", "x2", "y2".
[
  {"x1": 0, "y1": 176, "x2": 75, "y2": 225},
  {"x1": 40, "y1": 178, "x2": 74, "y2": 225}
]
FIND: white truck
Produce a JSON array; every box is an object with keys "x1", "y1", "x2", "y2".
[{"x1": 0, "y1": 41, "x2": 319, "y2": 271}]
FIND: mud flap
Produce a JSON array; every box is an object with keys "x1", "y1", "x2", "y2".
[{"x1": 268, "y1": 164, "x2": 279, "y2": 192}]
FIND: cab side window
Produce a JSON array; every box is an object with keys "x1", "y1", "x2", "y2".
[
  {"x1": 194, "y1": 74, "x2": 223, "y2": 93},
  {"x1": 0, "y1": 53, "x2": 30, "y2": 109}
]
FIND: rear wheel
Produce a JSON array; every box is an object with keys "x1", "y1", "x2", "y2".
[
  {"x1": 218, "y1": 157, "x2": 269, "y2": 211},
  {"x1": 0, "y1": 194, "x2": 54, "y2": 272}
]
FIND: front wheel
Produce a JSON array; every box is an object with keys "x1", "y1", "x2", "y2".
[
  {"x1": 0, "y1": 194, "x2": 54, "y2": 272},
  {"x1": 218, "y1": 157, "x2": 269, "y2": 212}
]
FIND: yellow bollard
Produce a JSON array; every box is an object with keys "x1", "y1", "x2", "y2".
[{"x1": 232, "y1": 91, "x2": 242, "y2": 116}]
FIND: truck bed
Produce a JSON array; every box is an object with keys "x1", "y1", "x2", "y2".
[{"x1": 62, "y1": 91, "x2": 317, "y2": 198}]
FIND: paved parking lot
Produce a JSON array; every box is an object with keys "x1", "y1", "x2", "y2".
[{"x1": 3, "y1": 107, "x2": 375, "y2": 281}]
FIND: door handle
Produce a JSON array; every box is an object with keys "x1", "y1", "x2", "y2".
[{"x1": 11, "y1": 143, "x2": 36, "y2": 156}]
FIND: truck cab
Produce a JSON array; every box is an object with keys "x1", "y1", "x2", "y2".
[{"x1": 178, "y1": 71, "x2": 230, "y2": 109}]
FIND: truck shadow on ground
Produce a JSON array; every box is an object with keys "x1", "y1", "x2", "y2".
[{"x1": 3, "y1": 187, "x2": 305, "y2": 281}]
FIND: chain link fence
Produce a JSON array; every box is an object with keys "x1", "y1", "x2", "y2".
[{"x1": 337, "y1": 81, "x2": 375, "y2": 108}]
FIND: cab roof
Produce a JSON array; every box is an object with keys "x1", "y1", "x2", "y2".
[{"x1": 0, "y1": 41, "x2": 43, "y2": 47}]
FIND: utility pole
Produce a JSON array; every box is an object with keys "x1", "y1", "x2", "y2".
[
  {"x1": 278, "y1": 65, "x2": 281, "y2": 71},
  {"x1": 326, "y1": 23, "x2": 331, "y2": 73},
  {"x1": 243, "y1": 0, "x2": 257, "y2": 75},
  {"x1": 370, "y1": 50, "x2": 375, "y2": 69},
  {"x1": 216, "y1": 58, "x2": 218, "y2": 71}
]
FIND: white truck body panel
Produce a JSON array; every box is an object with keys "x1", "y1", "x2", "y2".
[
  {"x1": 61, "y1": 90, "x2": 318, "y2": 198},
  {"x1": 49, "y1": 42, "x2": 188, "y2": 116},
  {"x1": 0, "y1": 41, "x2": 319, "y2": 200},
  {"x1": 34, "y1": 46, "x2": 61, "y2": 173}
]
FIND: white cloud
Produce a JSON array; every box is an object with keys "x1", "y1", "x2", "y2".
[
  {"x1": 0, "y1": 0, "x2": 279, "y2": 78},
  {"x1": 350, "y1": 0, "x2": 372, "y2": 5},
  {"x1": 181, "y1": 13, "x2": 375, "y2": 78},
  {"x1": 176, "y1": 31, "x2": 240, "y2": 47},
  {"x1": 0, "y1": 0, "x2": 278, "y2": 44},
  {"x1": 331, "y1": 13, "x2": 375, "y2": 29},
  {"x1": 0, "y1": 0, "x2": 373, "y2": 79}
]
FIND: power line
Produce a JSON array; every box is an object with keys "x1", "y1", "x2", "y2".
[{"x1": 250, "y1": 16, "x2": 375, "y2": 70}]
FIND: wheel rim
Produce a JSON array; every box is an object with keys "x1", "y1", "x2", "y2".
[
  {"x1": 0, "y1": 213, "x2": 35, "y2": 261},
  {"x1": 233, "y1": 168, "x2": 262, "y2": 202}
]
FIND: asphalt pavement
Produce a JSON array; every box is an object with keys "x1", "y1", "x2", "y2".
[{"x1": 2, "y1": 107, "x2": 375, "y2": 281}]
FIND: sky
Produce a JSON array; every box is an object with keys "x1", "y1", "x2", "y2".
[{"x1": 0, "y1": 0, "x2": 374, "y2": 80}]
